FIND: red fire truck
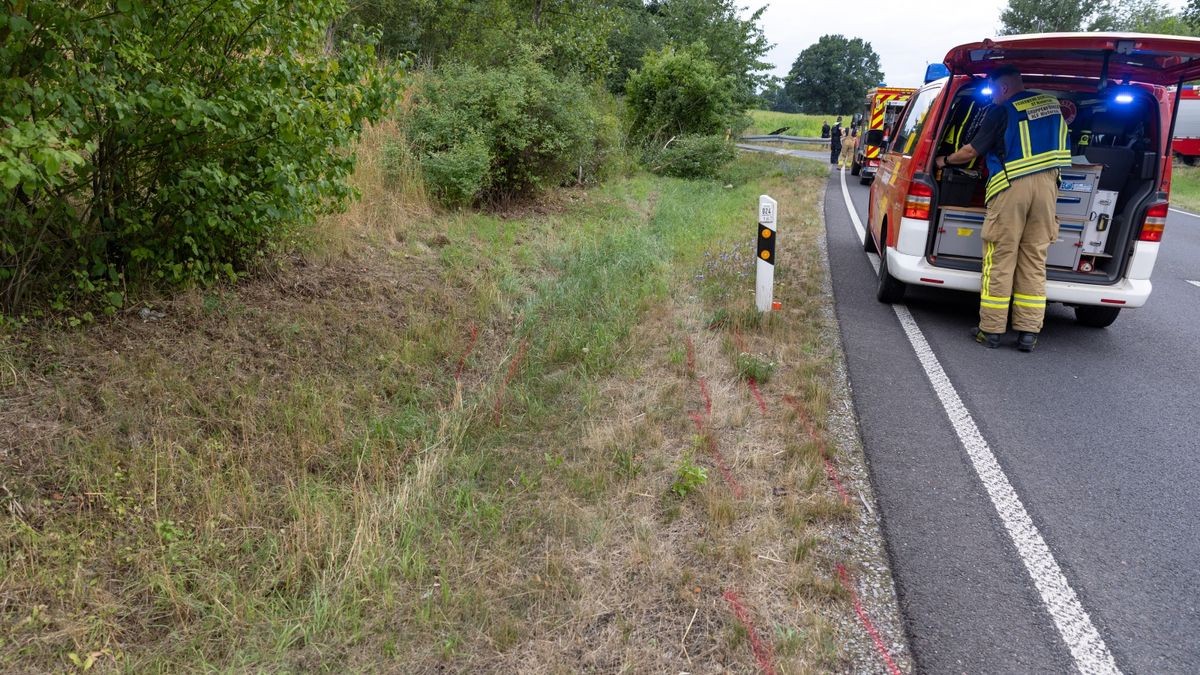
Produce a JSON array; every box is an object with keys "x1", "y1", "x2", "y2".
[
  {"x1": 852, "y1": 86, "x2": 916, "y2": 184},
  {"x1": 1172, "y1": 85, "x2": 1200, "y2": 164}
]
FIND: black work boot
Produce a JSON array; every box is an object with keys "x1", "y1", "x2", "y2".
[
  {"x1": 970, "y1": 327, "x2": 1001, "y2": 349},
  {"x1": 1016, "y1": 331, "x2": 1038, "y2": 352}
]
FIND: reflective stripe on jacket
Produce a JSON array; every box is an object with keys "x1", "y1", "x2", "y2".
[{"x1": 984, "y1": 92, "x2": 1071, "y2": 203}]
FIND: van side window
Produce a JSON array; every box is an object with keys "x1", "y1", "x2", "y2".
[{"x1": 891, "y1": 85, "x2": 942, "y2": 156}]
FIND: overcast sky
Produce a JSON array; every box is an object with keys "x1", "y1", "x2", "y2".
[{"x1": 754, "y1": 0, "x2": 1188, "y2": 88}]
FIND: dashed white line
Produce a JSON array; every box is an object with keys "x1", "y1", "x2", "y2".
[
  {"x1": 837, "y1": 168, "x2": 1121, "y2": 675},
  {"x1": 1186, "y1": 280, "x2": 1200, "y2": 288},
  {"x1": 1169, "y1": 207, "x2": 1200, "y2": 218}
]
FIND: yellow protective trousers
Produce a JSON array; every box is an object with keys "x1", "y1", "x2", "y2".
[{"x1": 978, "y1": 169, "x2": 1059, "y2": 334}]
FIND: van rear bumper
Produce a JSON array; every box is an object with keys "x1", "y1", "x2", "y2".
[{"x1": 886, "y1": 248, "x2": 1153, "y2": 307}]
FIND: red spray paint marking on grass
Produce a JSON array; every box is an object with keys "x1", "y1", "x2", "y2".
[
  {"x1": 782, "y1": 395, "x2": 850, "y2": 507},
  {"x1": 681, "y1": 344, "x2": 742, "y2": 497},
  {"x1": 701, "y1": 433, "x2": 744, "y2": 499},
  {"x1": 492, "y1": 339, "x2": 529, "y2": 424},
  {"x1": 823, "y1": 457, "x2": 852, "y2": 506},
  {"x1": 454, "y1": 322, "x2": 480, "y2": 381},
  {"x1": 747, "y1": 377, "x2": 768, "y2": 413},
  {"x1": 732, "y1": 330, "x2": 768, "y2": 414},
  {"x1": 722, "y1": 589, "x2": 777, "y2": 675},
  {"x1": 836, "y1": 563, "x2": 903, "y2": 675}
]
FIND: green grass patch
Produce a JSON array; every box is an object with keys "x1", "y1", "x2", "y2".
[
  {"x1": 744, "y1": 110, "x2": 850, "y2": 137},
  {"x1": 1171, "y1": 162, "x2": 1200, "y2": 214}
]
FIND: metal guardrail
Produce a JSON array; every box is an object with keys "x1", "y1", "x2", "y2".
[{"x1": 739, "y1": 134, "x2": 830, "y2": 145}]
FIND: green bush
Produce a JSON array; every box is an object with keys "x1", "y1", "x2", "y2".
[
  {"x1": 624, "y1": 45, "x2": 741, "y2": 145},
  {"x1": 0, "y1": 1, "x2": 396, "y2": 318},
  {"x1": 650, "y1": 134, "x2": 736, "y2": 178},
  {"x1": 404, "y1": 54, "x2": 619, "y2": 206},
  {"x1": 419, "y1": 133, "x2": 492, "y2": 207}
]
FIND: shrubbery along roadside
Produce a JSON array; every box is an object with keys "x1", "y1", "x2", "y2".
[{"x1": 1, "y1": 2, "x2": 396, "y2": 321}]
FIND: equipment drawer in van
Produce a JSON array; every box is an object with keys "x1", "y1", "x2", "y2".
[
  {"x1": 1057, "y1": 165, "x2": 1102, "y2": 219},
  {"x1": 1048, "y1": 218, "x2": 1084, "y2": 269},
  {"x1": 934, "y1": 208, "x2": 985, "y2": 258}
]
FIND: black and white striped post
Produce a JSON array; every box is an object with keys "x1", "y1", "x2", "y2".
[{"x1": 756, "y1": 195, "x2": 778, "y2": 313}]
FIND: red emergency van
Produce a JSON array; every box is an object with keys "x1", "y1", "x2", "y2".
[
  {"x1": 866, "y1": 33, "x2": 1200, "y2": 327},
  {"x1": 1171, "y1": 85, "x2": 1200, "y2": 163}
]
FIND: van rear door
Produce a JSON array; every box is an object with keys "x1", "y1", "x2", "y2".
[{"x1": 942, "y1": 33, "x2": 1200, "y2": 86}]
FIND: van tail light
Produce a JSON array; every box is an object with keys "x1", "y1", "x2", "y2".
[
  {"x1": 904, "y1": 181, "x2": 934, "y2": 220},
  {"x1": 1138, "y1": 202, "x2": 1168, "y2": 242}
]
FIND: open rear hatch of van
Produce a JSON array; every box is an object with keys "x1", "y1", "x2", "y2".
[{"x1": 929, "y1": 33, "x2": 1200, "y2": 284}]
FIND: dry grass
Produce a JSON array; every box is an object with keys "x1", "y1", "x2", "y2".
[{"x1": 0, "y1": 127, "x2": 871, "y2": 672}]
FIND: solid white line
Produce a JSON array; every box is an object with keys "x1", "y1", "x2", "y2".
[
  {"x1": 1169, "y1": 208, "x2": 1200, "y2": 218},
  {"x1": 839, "y1": 167, "x2": 867, "y2": 245},
  {"x1": 837, "y1": 177, "x2": 1121, "y2": 674},
  {"x1": 1186, "y1": 280, "x2": 1200, "y2": 288}
]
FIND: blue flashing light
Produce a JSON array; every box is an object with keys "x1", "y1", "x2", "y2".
[
  {"x1": 1114, "y1": 93, "x2": 1134, "y2": 104},
  {"x1": 981, "y1": 86, "x2": 994, "y2": 96},
  {"x1": 924, "y1": 63, "x2": 950, "y2": 84}
]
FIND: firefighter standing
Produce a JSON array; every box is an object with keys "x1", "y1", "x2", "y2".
[
  {"x1": 829, "y1": 117, "x2": 843, "y2": 164},
  {"x1": 839, "y1": 129, "x2": 857, "y2": 168},
  {"x1": 935, "y1": 65, "x2": 1070, "y2": 352}
]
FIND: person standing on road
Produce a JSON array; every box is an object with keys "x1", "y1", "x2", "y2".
[
  {"x1": 829, "y1": 118, "x2": 843, "y2": 164},
  {"x1": 934, "y1": 65, "x2": 1071, "y2": 352},
  {"x1": 821, "y1": 120, "x2": 831, "y2": 138},
  {"x1": 839, "y1": 128, "x2": 857, "y2": 168}
]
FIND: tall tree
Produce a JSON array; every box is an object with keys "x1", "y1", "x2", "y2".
[
  {"x1": 999, "y1": 0, "x2": 1094, "y2": 34},
  {"x1": 999, "y1": 0, "x2": 1197, "y2": 36},
  {"x1": 784, "y1": 35, "x2": 882, "y2": 115},
  {"x1": 650, "y1": 0, "x2": 772, "y2": 104}
]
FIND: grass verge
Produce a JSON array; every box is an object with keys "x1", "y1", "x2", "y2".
[
  {"x1": 1, "y1": 139, "x2": 864, "y2": 671},
  {"x1": 1170, "y1": 161, "x2": 1200, "y2": 214},
  {"x1": 745, "y1": 110, "x2": 849, "y2": 138}
]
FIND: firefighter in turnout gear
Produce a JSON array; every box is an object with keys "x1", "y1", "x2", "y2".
[{"x1": 935, "y1": 65, "x2": 1071, "y2": 352}]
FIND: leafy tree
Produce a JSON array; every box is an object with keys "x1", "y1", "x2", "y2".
[
  {"x1": 625, "y1": 45, "x2": 741, "y2": 143},
  {"x1": 784, "y1": 35, "x2": 883, "y2": 115},
  {"x1": 650, "y1": 0, "x2": 772, "y2": 104},
  {"x1": 756, "y1": 78, "x2": 799, "y2": 113},
  {"x1": 999, "y1": 0, "x2": 1095, "y2": 33},
  {"x1": 1, "y1": 1, "x2": 395, "y2": 316},
  {"x1": 605, "y1": 0, "x2": 668, "y2": 92},
  {"x1": 346, "y1": 0, "x2": 622, "y2": 80},
  {"x1": 999, "y1": 0, "x2": 1197, "y2": 36}
]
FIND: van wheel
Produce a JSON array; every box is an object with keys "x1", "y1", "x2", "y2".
[
  {"x1": 876, "y1": 233, "x2": 906, "y2": 303},
  {"x1": 860, "y1": 174, "x2": 872, "y2": 186},
  {"x1": 851, "y1": 159, "x2": 861, "y2": 176},
  {"x1": 1183, "y1": 155, "x2": 1197, "y2": 166},
  {"x1": 1074, "y1": 305, "x2": 1120, "y2": 327}
]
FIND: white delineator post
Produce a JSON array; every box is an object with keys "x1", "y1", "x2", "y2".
[{"x1": 756, "y1": 195, "x2": 777, "y2": 313}]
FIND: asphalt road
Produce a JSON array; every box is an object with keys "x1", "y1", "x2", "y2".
[{"x1": 823, "y1": 167, "x2": 1200, "y2": 673}]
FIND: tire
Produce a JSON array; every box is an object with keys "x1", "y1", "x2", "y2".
[
  {"x1": 1184, "y1": 155, "x2": 1198, "y2": 166},
  {"x1": 851, "y1": 158, "x2": 861, "y2": 176},
  {"x1": 876, "y1": 228, "x2": 906, "y2": 303},
  {"x1": 1074, "y1": 305, "x2": 1120, "y2": 327},
  {"x1": 860, "y1": 174, "x2": 872, "y2": 185}
]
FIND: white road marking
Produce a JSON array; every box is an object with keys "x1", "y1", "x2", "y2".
[
  {"x1": 839, "y1": 167, "x2": 867, "y2": 245},
  {"x1": 1169, "y1": 208, "x2": 1200, "y2": 218},
  {"x1": 1186, "y1": 280, "x2": 1200, "y2": 288},
  {"x1": 837, "y1": 175, "x2": 1121, "y2": 675}
]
